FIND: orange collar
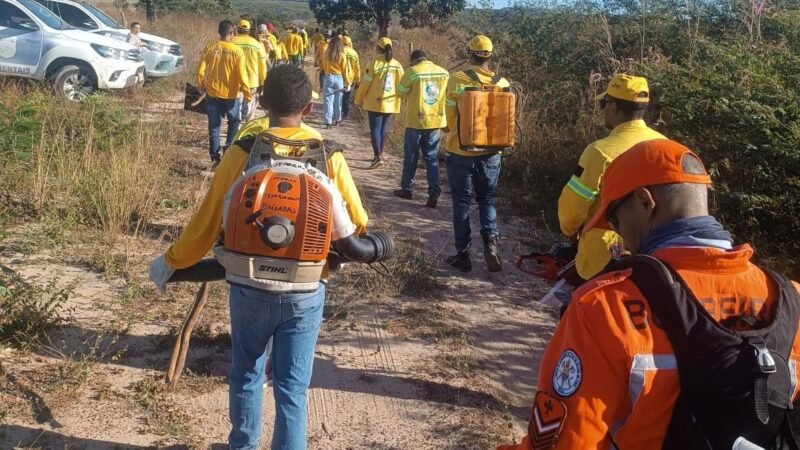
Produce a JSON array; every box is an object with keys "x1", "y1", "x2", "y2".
[{"x1": 653, "y1": 244, "x2": 755, "y2": 275}]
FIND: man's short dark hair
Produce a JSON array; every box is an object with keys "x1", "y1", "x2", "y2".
[
  {"x1": 131, "y1": 21, "x2": 141, "y2": 28},
  {"x1": 219, "y1": 20, "x2": 235, "y2": 38},
  {"x1": 410, "y1": 50, "x2": 426, "y2": 63},
  {"x1": 260, "y1": 65, "x2": 312, "y2": 116},
  {"x1": 608, "y1": 96, "x2": 648, "y2": 120}
]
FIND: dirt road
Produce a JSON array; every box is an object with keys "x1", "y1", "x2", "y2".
[{"x1": 0, "y1": 74, "x2": 556, "y2": 449}]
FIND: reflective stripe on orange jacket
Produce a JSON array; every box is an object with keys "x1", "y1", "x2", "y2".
[{"x1": 499, "y1": 244, "x2": 800, "y2": 450}]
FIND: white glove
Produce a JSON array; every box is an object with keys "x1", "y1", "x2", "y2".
[{"x1": 149, "y1": 255, "x2": 175, "y2": 295}]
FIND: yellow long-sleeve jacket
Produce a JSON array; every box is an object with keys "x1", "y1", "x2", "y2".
[
  {"x1": 444, "y1": 65, "x2": 509, "y2": 156},
  {"x1": 354, "y1": 57, "x2": 404, "y2": 113},
  {"x1": 165, "y1": 120, "x2": 369, "y2": 270},
  {"x1": 321, "y1": 50, "x2": 353, "y2": 85},
  {"x1": 557, "y1": 119, "x2": 667, "y2": 279},
  {"x1": 396, "y1": 59, "x2": 448, "y2": 130},
  {"x1": 344, "y1": 46, "x2": 361, "y2": 86},
  {"x1": 279, "y1": 43, "x2": 288, "y2": 62},
  {"x1": 231, "y1": 34, "x2": 267, "y2": 89},
  {"x1": 197, "y1": 40, "x2": 251, "y2": 101},
  {"x1": 284, "y1": 33, "x2": 304, "y2": 57},
  {"x1": 268, "y1": 33, "x2": 280, "y2": 59},
  {"x1": 314, "y1": 40, "x2": 327, "y2": 67},
  {"x1": 311, "y1": 32, "x2": 324, "y2": 51}
]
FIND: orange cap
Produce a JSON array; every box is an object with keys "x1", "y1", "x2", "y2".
[{"x1": 583, "y1": 139, "x2": 712, "y2": 233}]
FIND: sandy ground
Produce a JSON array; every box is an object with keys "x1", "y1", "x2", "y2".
[{"x1": 0, "y1": 62, "x2": 557, "y2": 449}]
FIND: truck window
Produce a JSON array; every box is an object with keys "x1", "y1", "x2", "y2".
[
  {"x1": 0, "y1": 2, "x2": 39, "y2": 30},
  {"x1": 16, "y1": 0, "x2": 65, "y2": 29},
  {"x1": 50, "y1": 2, "x2": 97, "y2": 29},
  {"x1": 81, "y1": 3, "x2": 122, "y2": 29}
]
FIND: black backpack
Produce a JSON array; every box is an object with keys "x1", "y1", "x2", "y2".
[{"x1": 609, "y1": 255, "x2": 800, "y2": 450}]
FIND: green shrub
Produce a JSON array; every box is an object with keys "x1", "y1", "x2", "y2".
[{"x1": 0, "y1": 265, "x2": 69, "y2": 348}]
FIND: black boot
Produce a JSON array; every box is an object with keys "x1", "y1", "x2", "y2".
[
  {"x1": 426, "y1": 195, "x2": 438, "y2": 208},
  {"x1": 446, "y1": 251, "x2": 472, "y2": 272},
  {"x1": 483, "y1": 236, "x2": 502, "y2": 272},
  {"x1": 393, "y1": 189, "x2": 413, "y2": 200}
]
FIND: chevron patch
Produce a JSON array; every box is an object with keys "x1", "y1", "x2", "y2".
[{"x1": 527, "y1": 391, "x2": 567, "y2": 450}]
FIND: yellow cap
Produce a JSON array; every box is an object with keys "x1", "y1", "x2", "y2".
[
  {"x1": 237, "y1": 19, "x2": 251, "y2": 30},
  {"x1": 595, "y1": 74, "x2": 650, "y2": 103},
  {"x1": 343, "y1": 36, "x2": 353, "y2": 47},
  {"x1": 467, "y1": 35, "x2": 493, "y2": 56},
  {"x1": 378, "y1": 37, "x2": 392, "y2": 49}
]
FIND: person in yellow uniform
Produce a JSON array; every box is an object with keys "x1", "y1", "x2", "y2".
[
  {"x1": 341, "y1": 35, "x2": 360, "y2": 120},
  {"x1": 557, "y1": 74, "x2": 667, "y2": 280},
  {"x1": 299, "y1": 27, "x2": 309, "y2": 65},
  {"x1": 283, "y1": 26, "x2": 304, "y2": 67},
  {"x1": 197, "y1": 20, "x2": 251, "y2": 165},
  {"x1": 149, "y1": 65, "x2": 368, "y2": 449},
  {"x1": 232, "y1": 19, "x2": 267, "y2": 122},
  {"x1": 442, "y1": 35, "x2": 508, "y2": 273},
  {"x1": 314, "y1": 30, "x2": 332, "y2": 90},
  {"x1": 256, "y1": 24, "x2": 273, "y2": 68},
  {"x1": 320, "y1": 36, "x2": 353, "y2": 129},
  {"x1": 354, "y1": 37, "x2": 403, "y2": 168},
  {"x1": 392, "y1": 49, "x2": 449, "y2": 208},
  {"x1": 266, "y1": 26, "x2": 281, "y2": 66},
  {"x1": 310, "y1": 27, "x2": 324, "y2": 53}
]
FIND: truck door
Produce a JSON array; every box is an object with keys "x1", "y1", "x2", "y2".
[{"x1": 0, "y1": 1, "x2": 44, "y2": 78}]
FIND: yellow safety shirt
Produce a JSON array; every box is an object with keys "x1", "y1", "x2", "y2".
[
  {"x1": 557, "y1": 119, "x2": 667, "y2": 279},
  {"x1": 284, "y1": 33, "x2": 304, "y2": 57},
  {"x1": 268, "y1": 33, "x2": 281, "y2": 59},
  {"x1": 444, "y1": 65, "x2": 509, "y2": 156},
  {"x1": 344, "y1": 46, "x2": 361, "y2": 86},
  {"x1": 311, "y1": 32, "x2": 324, "y2": 50},
  {"x1": 197, "y1": 40, "x2": 251, "y2": 101},
  {"x1": 354, "y1": 57, "x2": 404, "y2": 114},
  {"x1": 396, "y1": 59, "x2": 448, "y2": 130},
  {"x1": 322, "y1": 50, "x2": 353, "y2": 85},
  {"x1": 314, "y1": 40, "x2": 327, "y2": 67},
  {"x1": 231, "y1": 34, "x2": 267, "y2": 89},
  {"x1": 165, "y1": 121, "x2": 369, "y2": 269},
  {"x1": 279, "y1": 43, "x2": 288, "y2": 62}
]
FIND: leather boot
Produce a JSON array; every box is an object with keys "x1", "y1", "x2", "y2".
[
  {"x1": 445, "y1": 251, "x2": 472, "y2": 272},
  {"x1": 483, "y1": 236, "x2": 502, "y2": 272}
]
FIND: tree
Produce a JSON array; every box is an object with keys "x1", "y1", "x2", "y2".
[{"x1": 310, "y1": 0, "x2": 466, "y2": 37}]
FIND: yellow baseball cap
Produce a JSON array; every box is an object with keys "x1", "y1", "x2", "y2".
[
  {"x1": 595, "y1": 74, "x2": 650, "y2": 103},
  {"x1": 378, "y1": 37, "x2": 392, "y2": 49},
  {"x1": 237, "y1": 19, "x2": 251, "y2": 30},
  {"x1": 343, "y1": 36, "x2": 353, "y2": 47},
  {"x1": 467, "y1": 35, "x2": 493, "y2": 56}
]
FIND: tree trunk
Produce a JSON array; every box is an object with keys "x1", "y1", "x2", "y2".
[
  {"x1": 145, "y1": 0, "x2": 155, "y2": 24},
  {"x1": 377, "y1": 9, "x2": 389, "y2": 37}
]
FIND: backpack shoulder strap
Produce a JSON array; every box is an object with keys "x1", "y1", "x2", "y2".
[
  {"x1": 491, "y1": 73, "x2": 502, "y2": 85},
  {"x1": 464, "y1": 69, "x2": 481, "y2": 84}
]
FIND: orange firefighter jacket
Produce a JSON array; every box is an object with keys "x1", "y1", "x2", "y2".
[
  {"x1": 499, "y1": 244, "x2": 800, "y2": 450},
  {"x1": 197, "y1": 40, "x2": 251, "y2": 101}
]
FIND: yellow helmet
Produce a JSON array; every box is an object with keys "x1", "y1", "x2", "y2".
[
  {"x1": 237, "y1": 19, "x2": 251, "y2": 31},
  {"x1": 467, "y1": 35, "x2": 493, "y2": 57},
  {"x1": 377, "y1": 37, "x2": 392, "y2": 49}
]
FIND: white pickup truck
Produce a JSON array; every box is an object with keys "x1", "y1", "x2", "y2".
[
  {"x1": 0, "y1": 0, "x2": 145, "y2": 101},
  {"x1": 37, "y1": 0, "x2": 183, "y2": 78}
]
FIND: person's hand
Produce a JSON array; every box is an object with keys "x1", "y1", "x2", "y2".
[
  {"x1": 442, "y1": 126, "x2": 450, "y2": 133},
  {"x1": 149, "y1": 255, "x2": 175, "y2": 295}
]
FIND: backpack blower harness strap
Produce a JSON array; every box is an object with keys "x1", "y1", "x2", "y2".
[{"x1": 607, "y1": 255, "x2": 800, "y2": 450}]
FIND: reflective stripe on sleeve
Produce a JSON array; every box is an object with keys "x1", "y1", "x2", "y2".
[
  {"x1": 362, "y1": 74, "x2": 373, "y2": 81},
  {"x1": 445, "y1": 99, "x2": 457, "y2": 107},
  {"x1": 628, "y1": 354, "x2": 677, "y2": 406},
  {"x1": 790, "y1": 359, "x2": 798, "y2": 400},
  {"x1": 397, "y1": 85, "x2": 410, "y2": 93},
  {"x1": 566, "y1": 175, "x2": 598, "y2": 201}
]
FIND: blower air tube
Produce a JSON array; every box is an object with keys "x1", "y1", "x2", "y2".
[
  {"x1": 332, "y1": 231, "x2": 394, "y2": 264},
  {"x1": 167, "y1": 232, "x2": 394, "y2": 283}
]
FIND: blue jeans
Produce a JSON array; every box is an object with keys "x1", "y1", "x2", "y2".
[
  {"x1": 367, "y1": 111, "x2": 393, "y2": 158},
  {"x1": 400, "y1": 128, "x2": 441, "y2": 197},
  {"x1": 228, "y1": 284, "x2": 325, "y2": 450},
  {"x1": 341, "y1": 89, "x2": 351, "y2": 118},
  {"x1": 445, "y1": 152, "x2": 501, "y2": 253},
  {"x1": 322, "y1": 74, "x2": 344, "y2": 125},
  {"x1": 206, "y1": 96, "x2": 241, "y2": 158}
]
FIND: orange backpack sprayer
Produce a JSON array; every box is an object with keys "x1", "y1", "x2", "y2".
[{"x1": 457, "y1": 70, "x2": 516, "y2": 152}]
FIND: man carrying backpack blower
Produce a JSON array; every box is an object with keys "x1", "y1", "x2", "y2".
[{"x1": 498, "y1": 139, "x2": 800, "y2": 450}]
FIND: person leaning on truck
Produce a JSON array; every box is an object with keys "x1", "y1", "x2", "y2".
[
  {"x1": 197, "y1": 19, "x2": 252, "y2": 166},
  {"x1": 557, "y1": 74, "x2": 666, "y2": 280}
]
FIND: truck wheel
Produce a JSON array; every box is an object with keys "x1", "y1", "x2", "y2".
[{"x1": 52, "y1": 65, "x2": 96, "y2": 102}]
